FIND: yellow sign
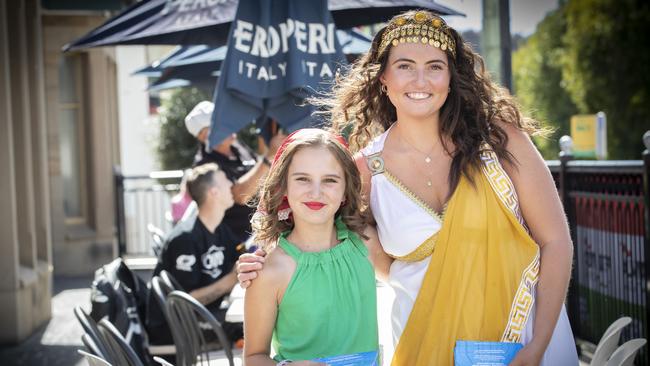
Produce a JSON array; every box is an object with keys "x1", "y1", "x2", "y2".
[{"x1": 570, "y1": 112, "x2": 607, "y2": 159}]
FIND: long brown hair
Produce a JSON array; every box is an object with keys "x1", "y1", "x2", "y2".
[
  {"x1": 251, "y1": 129, "x2": 368, "y2": 248},
  {"x1": 316, "y1": 10, "x2": 544, "y2": 192}
]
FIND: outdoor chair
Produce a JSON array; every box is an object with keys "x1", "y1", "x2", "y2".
[
  {"x1": 160, "y1": 269, "x2": 184, "y2": 291},
  {"x1": 149, "y1": 275, "x2": 177, "y2": 358},
  {"x1": 165, "y1": 290, "x2": 235, "y2": 366},
  {"x1": 97, "y1": 318, "x2": 145, "y2": 366},
  {"x1": 82, "y1": 333, "x2": 107, "y2": 360},
  {"x1": 153, "y1": 356, "x2": 176, "y2": 366},
  {"x1": 606, "y1": 338, "x2": 647, "y2": 366},
  {"x1": 74, "y1": 306, "x2": 111, "y2": 361},
  {"x1": 148, "y1": 223, "x2": 166, "y2": 256},
  {"x1": 78, "y1": 349, "x2": 112, "y2": 366},
  {"x1": 590, "y1": 317, "x2": 632, "y2": 366}
]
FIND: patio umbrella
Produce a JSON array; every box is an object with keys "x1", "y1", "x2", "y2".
[
  {"x1": 208, "y1": 0, "x2": 347, "y2": 148},
  {"x1": 135, "y1": 29, "x2": 370, "y2": 87},
  {"x1": 63, "y1": 0, "x2": 463, "y2": 51}
]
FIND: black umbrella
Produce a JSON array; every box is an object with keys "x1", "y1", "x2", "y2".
[
  {"x1": 63, "y1": 0, "x2": 463, "y2": 51},
  {"x1": 208, "y1": 0, "x2": 349, "y2": 148}
]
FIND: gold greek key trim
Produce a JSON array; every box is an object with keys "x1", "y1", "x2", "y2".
[
  {"x1": 501, "y1": 251, "x2": 540, "y2": 343},
  {"x1": 479, "y1": 149, "x2": 528, "y2": 231},
  {"x1": 388, "y1": 232, "x2": 438, "y2": 262},
  {"x1": 383, "y1": 170, "x2": 444, "y2": 223}
]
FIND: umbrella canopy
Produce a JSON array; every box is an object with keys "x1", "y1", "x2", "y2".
[
  {"x1": 208, "y1": 0, "x2": 347, "y2": 148},
  {"x1": 136, "y1": 30, "x2": 371, "y2": 92},
  {"x1": 63, "y1": 0, "x2": 463, "y2": 51}
]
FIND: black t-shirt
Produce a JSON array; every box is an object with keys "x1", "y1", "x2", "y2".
[
  {"x1": 193, "y1": 140, "x2": 257, "y2": 241},
  {"x1": 146, "y1": 216, "x2": 239, "y2": 340}
]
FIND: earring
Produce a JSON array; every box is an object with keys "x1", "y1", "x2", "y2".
[
  {"x1": 277, "y1": 195, "x2": 292, "y2": 221},
  {"x1": 380, "y1": 84, "x2": 387, "y2": 94},
  {"x1": 448, "y1": 87, "x2": 451, "y2": 93}
]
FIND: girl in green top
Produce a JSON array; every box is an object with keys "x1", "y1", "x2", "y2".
[{"x1": 244, "y1": 129, "x2": 391, "y2": 366}]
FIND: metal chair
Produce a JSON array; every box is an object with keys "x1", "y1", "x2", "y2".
[
  {"x1": 148, "y1": 223, "x2": 166, "y2": 256},
  {"x1": 97, "y1": 318, "x2": 145, "y2": 366},
  {"x1": 606, "y1": 338, "x2": 647, "y2": 366},
  {"x1": 165, "y1": 290, "x2": 234, "y2": 366},
  {"x1": 590, "y1": 317, "x2": 633, "y2": 366},
  {"x1": 160, "y1": 269, "x2": 184, "y2": 291},
  {"x1": 74, "y1": 306, "x2": 111, "y2": 361},
  {"x1": 78, "y1": 349, "x2": 112, "y2": 366},
  {"x1": 153, "y1": 356, "x2": 176, "y2": 366}
]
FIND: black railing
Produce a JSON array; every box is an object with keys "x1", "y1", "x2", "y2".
[
  {"x1": 550, "y1": 149, "x2": 650, "y2": 365},
  {"x1": 114, "y1": 167, "x2": 183, "y2": 256}
]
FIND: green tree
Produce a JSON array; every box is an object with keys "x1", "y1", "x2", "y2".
[
  {"x1": 513, "y1": 5, "x2": 578, "y2": 159},
  {"x1": 157, "y1": 87, "x2": 210, "y2": 171},
  {"x1": 561, "y1": 0, "x2": 650, "y2": 159}
]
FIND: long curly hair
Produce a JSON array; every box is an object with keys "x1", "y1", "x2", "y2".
[
  {"x1": 251, "y1": 129, "x2": 368, "y2": 249},
  {"x1": 315, "y1": 10, "x2": 545, "y2": 192}
]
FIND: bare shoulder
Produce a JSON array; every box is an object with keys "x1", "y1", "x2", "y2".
[
  {"x1": 354, "y1": 152, "x2": 372, "y2": 198},
  {"x1": 249, "y1": 246, "x2": 295, "y2": 293},
  {"x1": 494, "y1": 121, "x2": 545, "y2": 175}
]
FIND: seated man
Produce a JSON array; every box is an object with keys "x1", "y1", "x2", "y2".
[{"x1": 146, "y1": 163, "x2": 242, "y2": 346}]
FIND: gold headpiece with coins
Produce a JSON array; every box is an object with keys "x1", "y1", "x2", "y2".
[{"x1": 378, "y1": 11, "x2": 456, "y2": 57}]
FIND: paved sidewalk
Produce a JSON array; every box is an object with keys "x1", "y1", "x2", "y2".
[{"x1": 0, "y1": 276, "x2": 93, "y2": 366}]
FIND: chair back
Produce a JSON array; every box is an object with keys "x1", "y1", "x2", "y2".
[
  {"x1": 148, "y1": 223, "x2": 166, "y2": 256},
  {"x1": 606, "y1": 339, "x2": 647, "y2": 366},
  {"x1": 151, "y1": 276, "x2": 175, "y2": 321},
  {"x1": 165, "y1": 290, "x2": 234, "y2": 366},
  {"x1": 78, "y1": 349, "x2": 112, "y2": 366},
  {"x1": 160, "y1": 269, "x2": 184, "y2": 291},
  {"x1": 74, "y1": 306, "x2": 111, "y2": 361},
  {"x1": 153, "y1": 356, "x2": 176, "y2": 366},
  {"x1": 97, "y1": 318, "x2": 145, "y2": 366},
  {"x1": 591, "y1": 317, "x2": 633, "y2": 366}
]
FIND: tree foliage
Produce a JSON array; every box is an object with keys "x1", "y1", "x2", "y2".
[
  {"x1": 513, "y1": 5, "x2": 578, "y2": 159},
  {"x1": 156, "y1": 87, "x2": 210, "y2": 171},
  {"x1": 513, "y1": 0, "x2": 650, "y2": 159}
]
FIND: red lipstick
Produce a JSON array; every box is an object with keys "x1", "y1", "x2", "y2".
[{"x1": 303, "y1": 202, "x2": 326, "y2": 210}]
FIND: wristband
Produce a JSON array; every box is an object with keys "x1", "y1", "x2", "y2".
[{"x1": 276, "y1": 360, "x2": 292, "y2": 366}]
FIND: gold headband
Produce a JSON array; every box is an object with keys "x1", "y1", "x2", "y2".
[{"x1": 378, "y1": 11, "x2": 456, "y2": 57}]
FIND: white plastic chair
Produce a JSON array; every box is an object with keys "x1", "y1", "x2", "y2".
[
  {"x1": 605, "y1": 338, "x2": 647, "y2": 366},
  {"x1": 590, "y1": 317, "x2": 632, "y2": 366}
]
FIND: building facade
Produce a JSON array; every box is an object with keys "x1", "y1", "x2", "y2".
[{"x1": 0, "y1": 0, "x2": 122, "y2": 343}]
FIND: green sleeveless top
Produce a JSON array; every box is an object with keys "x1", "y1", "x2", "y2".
[{"x1": 272, "y1": 218, "x2": 378, "y2": 362}]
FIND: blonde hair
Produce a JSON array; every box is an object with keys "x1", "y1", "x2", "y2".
[{"x1": 251, "y1": 129, "x2": 368, "y2": 248}]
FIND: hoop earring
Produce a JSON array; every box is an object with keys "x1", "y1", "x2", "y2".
[{"x1": 380, "y1": 84, "x2": 387, "y2": 94}]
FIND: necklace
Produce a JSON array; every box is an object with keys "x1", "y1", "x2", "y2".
[{"x1": 398, "y1": 131, "x2": 437, "y2": 187}]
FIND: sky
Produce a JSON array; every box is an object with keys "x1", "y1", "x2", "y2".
[{"x1": 438, "y1": 0, "x2": 560, "y2": 36}]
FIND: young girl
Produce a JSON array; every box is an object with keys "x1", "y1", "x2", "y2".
[{"x1": 243, "y1": 129, "x2": 389, "y2": 366}]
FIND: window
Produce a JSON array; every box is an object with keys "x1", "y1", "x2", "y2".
[{"x1": 58, "y1": 54, "x2": 87, "y2": 222}]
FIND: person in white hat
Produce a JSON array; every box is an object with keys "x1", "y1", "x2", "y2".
[{"x1": 183, "y1": 101, "x2": 285, "y2": 242}]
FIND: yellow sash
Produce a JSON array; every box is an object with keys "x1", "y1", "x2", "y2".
[{"x1": 391, "y1": 153, "x2": 540, "y2": 365}]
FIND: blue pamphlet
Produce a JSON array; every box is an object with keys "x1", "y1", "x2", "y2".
[
  {"x1": 313, "y1": 350, "x2": 379, "y2": 366},
  {"x1": 454, "y1": 340, "x2": 523, "y2": 366}
]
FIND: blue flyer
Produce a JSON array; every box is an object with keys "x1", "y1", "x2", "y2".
[
  {"x1": 454, "y1": 340, "x2": 523, "y2": 366},
  {"x1": 313, "y1": 350, "x2": 379, "y2": 366}
]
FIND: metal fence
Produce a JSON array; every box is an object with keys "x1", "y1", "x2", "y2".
[
  {"x1": 114, "y1": 167, "x2": 183, "y2": 256},
  {"x1": 550, "y1": 152, "x2": 650, "y2": 365},
  {"x1": 113, "y1": 145, "x2": 650, "y2": 363}
]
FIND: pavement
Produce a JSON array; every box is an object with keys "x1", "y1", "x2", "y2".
[{"x1": 0, "y1": 276, "x2": 93, "y2": 366}]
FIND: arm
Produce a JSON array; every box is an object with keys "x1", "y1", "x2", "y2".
[
  {"x1": 231, "y1": 132, "x2": 287, "y2": 204},
  {"x1": 189, "y1": 269, "x2": 237, "y2": 305},
  {"x1": 243, "y1": 254, "x2": 283, "y2": 366},
  {"x1": 499, "y1": 124, "x2": 573, "y2": 365},
  {"x1": 362, "y1": 225, "x2": 392, "y2": 282}
]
